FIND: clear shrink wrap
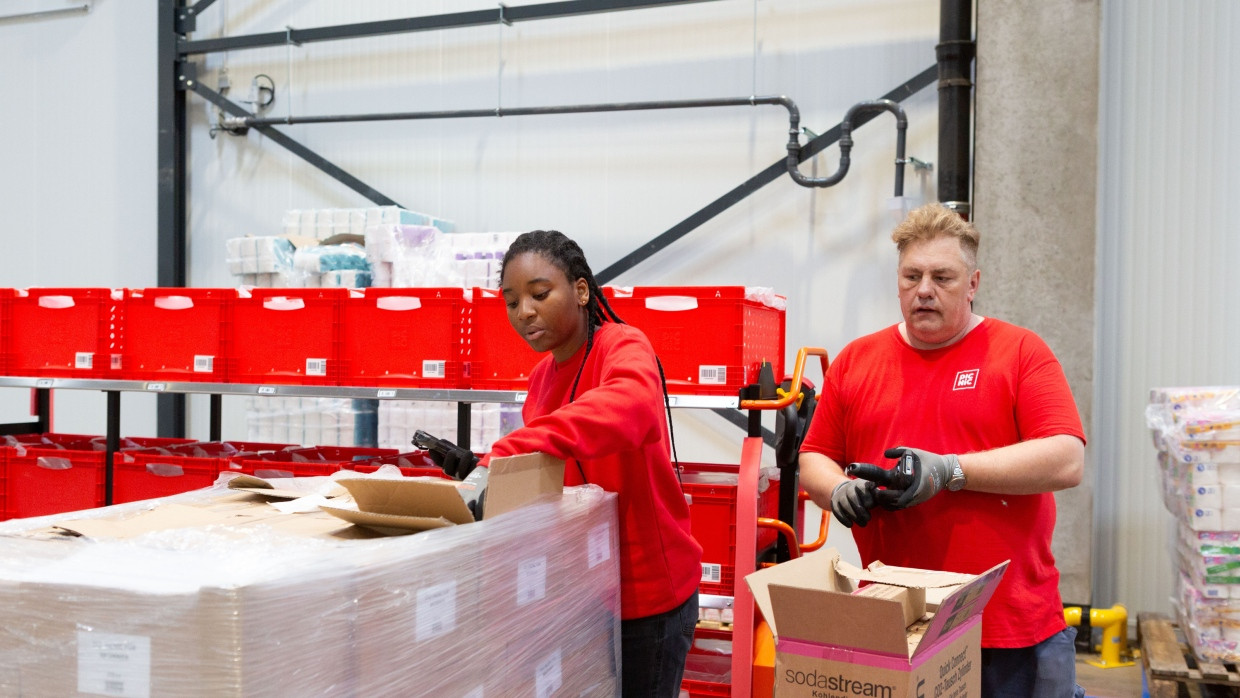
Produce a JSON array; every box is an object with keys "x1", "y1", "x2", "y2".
[{"x1": 0, "y1": 475, "x2": 620, "y2": 697}]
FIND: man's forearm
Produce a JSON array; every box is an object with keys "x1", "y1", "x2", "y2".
[{"x1": 956, "y1": 434, "x2": 1084, "y2": 495}]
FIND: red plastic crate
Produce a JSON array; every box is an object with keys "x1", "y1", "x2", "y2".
[
  {"x1": 606, "y1": 286, "x2": 785, "y2": 395},
  {"x1": 3, "y1": 433, "x2": 106, "y2": 518},
  {"x1": 230, "y1": 288, "x2": 348, "y2": 385},
  {"x1": 0, "y1": 288, "x2": 15, "y2": 376},
  {"x1": 89, "y1": 435, "x2": 198, "y2": 453},
  {"x1": 682, "y1": 462, "x2": 781, "y2": 596},
  {"x1": 123, "y1": 288, "x2": 237, "y2": 382},
  {"x1": 681, "y1": 626, "x2": 733, "y2": 697},
  {"x1": 465, "y1": 287, "x2": 543, "y2": 390},
  {"x1": 7, "y1": 288, "x2": 125, "y2": 378},
  {"x1": 348, "y1": 450, "x2": 449, "y2": 478},
  {"x1": 340, "y1": 288, "x2": 469, "y2": 388},
  {"x1": 114, "y1": 440, "x2": 294, "y2": 504},
  {"x1": 231, "y1": 445, "x2": 399, "y2": 479}
]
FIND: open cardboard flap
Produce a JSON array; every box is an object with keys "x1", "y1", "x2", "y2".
[
  {"x1": 746, "y1": 547, "x2": 1009, "y2": 661},
  {"x1": 321, "y1": 453, "x2": 566, "y2": 535},
  {"x1": 226, "y1": 473, "x2": 347, "y2": 500}
]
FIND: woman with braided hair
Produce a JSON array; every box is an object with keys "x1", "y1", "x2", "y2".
[{"x1": 474, "y1": 229, "x2": 702, "y2": 696}]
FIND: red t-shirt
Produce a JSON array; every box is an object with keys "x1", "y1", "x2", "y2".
[
  {"x1": 486, "y1": 321, "x2": 702, "y2": 620},
  {"x1": 800, "y1": 318, "x2": 1086, "y2": 648}
]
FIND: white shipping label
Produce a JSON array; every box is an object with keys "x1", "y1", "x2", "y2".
[
  {"x1": 534, "y1": 649, "x2": 563, "y2": 698},
  {"x1": 306, "y1": 358, "x2": 327, "y2": 376},
  {"x1": 423, "y1": 359, "x2": 446, "y2": 378},
  {"x1": 415, "y1": 581, "x2": 458, "y2": 641},
  {"x1": 516, "y1": 556, "x2": 548, "y2": 606},
  {"x1": 193, "y1": 355, "x2": 214, "y2": 373},
  {"x1": 698, "y1": 365, "x2": 726, "y2": 385},
  {"x1": 587, "y1": 522, "x2": 611, "y2": 568},
  {"x1": 77, "y1": 631, "x2": 151, "y2": 698},
  {"x1": 75, "y1": 352, "x2": 94, "y2": 370},
  {"x1": 701, "y1": 563, "x2": 722, "y2": 584}
]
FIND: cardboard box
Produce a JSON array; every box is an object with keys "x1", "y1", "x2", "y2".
[
  {"x1": 746, "y1": 547, "x2": 1008, "y2": 698},
  {"x1": 0, "y1": 455, "x2": 616, "y2": 697}
]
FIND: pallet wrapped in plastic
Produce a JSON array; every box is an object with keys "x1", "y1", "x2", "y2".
[{"x1": 0, "y1": 477, "x2": 621, "y2": 697}]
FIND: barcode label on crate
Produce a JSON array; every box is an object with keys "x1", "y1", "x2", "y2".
[
  {"x1": 587, "y1": 522, "x2": 612, "y2": 568},
  {"x1": 77, "y1": 630, "x2": 151, "y2": 698},
  {"x1": 699, "y1": 365, "x2": 727, "y2": 385},
  {"x1": 516, "y1": 556, "x2": 548, "y2": 606},
  {"x1": 415, "y1": 581, "x2": 458, "y2": 642},
  {"x1": 110, "y1": 354, "x2": 123, "y2": 370},
  {"x1": 75, "y1": 352, "x2": 94, "y2": 370},
  {"x1": 305, "y1": 358, "x2": 327, "y2": 376},
  {"x1": 193, "y1": 355, "x2": 214, "y2": 373},
  {"x1": 534, "y1": 649, "x2": 563, "y2": 698},
  {"x1": 423, "y1": 360, "x2": 446, "y2": 378},
  {"x1": 701, "y1": 563, "x2": 722, "y2": 584}
]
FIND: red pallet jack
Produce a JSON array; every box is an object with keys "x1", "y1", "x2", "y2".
[{"x1": 682, "y1": 347, "x2": 830, "y2": 698}]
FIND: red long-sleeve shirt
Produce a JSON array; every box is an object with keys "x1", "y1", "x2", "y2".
[{"x1": 486, "y1": 322, "x2": 702, "y2": 620}]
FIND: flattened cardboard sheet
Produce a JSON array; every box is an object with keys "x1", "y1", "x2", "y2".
[{"x1": 321, "y1": 478, "x2": 474, "y2": 535}]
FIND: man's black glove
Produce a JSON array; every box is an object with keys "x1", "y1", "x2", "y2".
[
  {"x1": 412, "y1": 430, "x2": 480, "y2": 481},
  {"x1": 830, "y1": 479, "x2": 879, "y2": 527},
  {"x1": 467, "y1": 487, "x2": 487, "y2": 522},
  {"x1": 855, "y1": 446, "x2": 958, "y2": 510}
]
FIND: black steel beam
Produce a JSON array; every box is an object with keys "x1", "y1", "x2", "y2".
[
  {"x1": 596, "y1": 63, "x2": 937, "y2": 283},
  {"x1": 189, "y1": 80, "x2": 403, "y2": 207},
  {"x1": 159, "y1": 0, "x2": 189, "y2": 438},
  {"x1": 179, "y1": 0, "x2": 723, "y2": 56}
]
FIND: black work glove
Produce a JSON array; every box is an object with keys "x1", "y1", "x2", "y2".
[
  {"x1": 829, "y1": 479, "x2": 879, "y2": 527},
  {"x1": 467, "y1": 487, "x2": 487, "y2": 522},
  {"x1": 414, "y1": 430, "x2": 480, "y2": 481},
  {"x1": 853, "y1": 446, "x2": 957, "y2": 510}
]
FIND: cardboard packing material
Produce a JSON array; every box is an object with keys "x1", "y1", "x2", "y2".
[
  {"x1": 0, "y1": 453, "x2": 619, "y2": 697},
  {"x1": 746, "y1": 547, "x2": 1008, "y2": 698}
]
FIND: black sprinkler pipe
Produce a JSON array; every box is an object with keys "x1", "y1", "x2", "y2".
[
  {"x1": 938, "y1": 0, "x2": 974, "y2": 217},
  {"x1": 786, "y1": 99, "x2": 908, "y2": 196}
]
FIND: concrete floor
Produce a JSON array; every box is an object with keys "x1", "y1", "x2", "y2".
[{"x1": 1077, "y1": 652, "x2": 1145, "y2": 697}]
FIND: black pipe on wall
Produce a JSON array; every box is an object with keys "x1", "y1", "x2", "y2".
[{"x1": 938, "y1": 0, "x2": 974, "y2": 217}]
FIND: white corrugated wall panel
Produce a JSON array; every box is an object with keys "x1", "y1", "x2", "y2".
[{"x1": 1096, "y1": 0, "x2": 1240, "y2": 616}]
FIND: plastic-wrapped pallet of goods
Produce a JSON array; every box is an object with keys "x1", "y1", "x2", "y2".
[
  {"x1": 1148, "y1": 386, "x2": 1240, "y2": 661},
  {"x1": 0, "y1": 475, "x2": 620, "y2": 696}
]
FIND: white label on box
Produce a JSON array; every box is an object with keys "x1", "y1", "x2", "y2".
[
  {"x1": 701, "y1": 563, "x2": 722, "y2": 584},
  {"x1": 415, "y1": 581, "x2": 458, "y2": 641},
  {"x1": 75, "y1": 352, "x2": 94, "y2": 370},
  {"x1": 587, "y1": 522, "x2": 611, "y2": 568},
  {"x1": 306, "y1": 358, "x2": 327, "y2": 376},
  {"x1": 534, "y1": 649, "x2": 563, "y2": 698},
  {"x1": 698, "y1": 365, "x2": 726, "y2": 385},
  {"x1": 516, "y1": 556, "x2": 548, "y2": 606},
  {"x1": 193, "y1": 355, "x2": 214, "y2": 373},
  {"x1": 77, "y1": 631, "x2": 151, "y2": 698},
  {"x1": 423, "y1": 360, "x2": 446, "y2": 378}
]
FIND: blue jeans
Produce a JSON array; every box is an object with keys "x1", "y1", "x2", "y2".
[
  {"x1": 981, "y1": 627, "x2": 1085, "y2": 698},
  {"x1": 620, "y1": 591, "x2": 698, "y2": 698}
]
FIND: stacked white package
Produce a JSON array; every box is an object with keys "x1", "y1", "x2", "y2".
[
  {"x1": 1150, "y1": 386, "x2": 1240, "y2": 661},
  {"x1": 377, "y1": 400, "x2": 523, "y2": 453},
  {"x1": 224, "y1": 236, "x2": 295, "y2": 275},
  {"x1": 245, "y1": 396, "x2": 377, "y2": 448}
]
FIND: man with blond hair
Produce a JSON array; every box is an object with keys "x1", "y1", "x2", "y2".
[{"x1": 800, "y1": 203, "x2": 1086, "y2": 697}]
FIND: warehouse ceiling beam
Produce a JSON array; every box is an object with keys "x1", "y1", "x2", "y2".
[{"x1": 178, "y1": 0, "x2": 724, "y2": 56}]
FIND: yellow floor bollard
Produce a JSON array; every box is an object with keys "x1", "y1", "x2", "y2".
[{"x1": 1064, "y1": 604, "x2": 1136, "y2": 668}]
